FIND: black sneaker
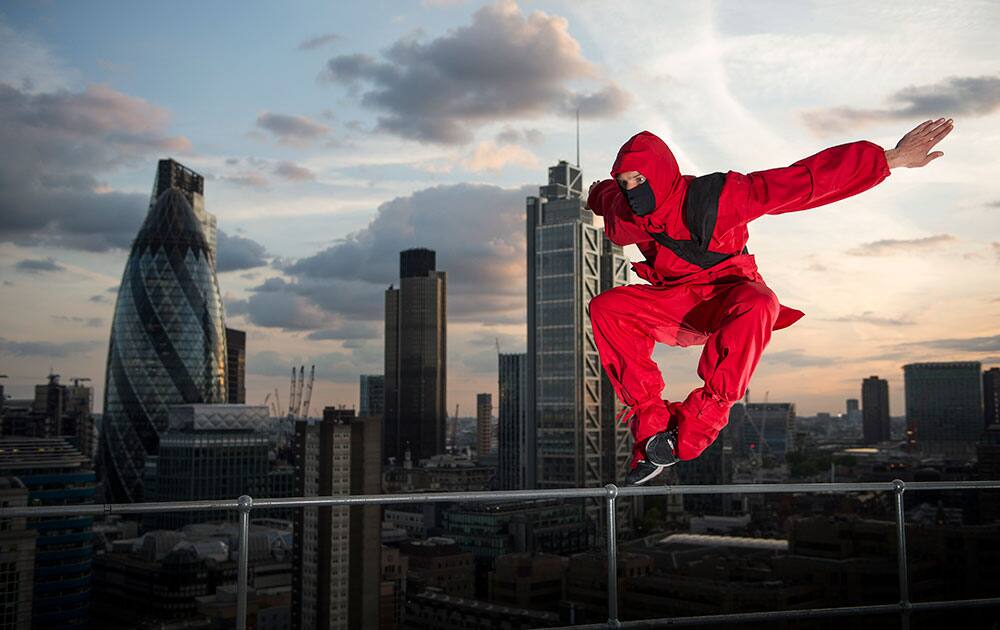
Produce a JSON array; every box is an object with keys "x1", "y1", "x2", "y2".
[
  {"x1": 625, "y1": 429, "x2": 679, "y2": 486},
  {"x1": 625, "y1": 460, "x2": 667, "y2": 485},
  {"x1": 646, "y1": 428, "x2": 679, "y2": 466}
]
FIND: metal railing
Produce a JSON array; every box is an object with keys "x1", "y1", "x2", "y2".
[{"x1": 4, "y1": 479, "x2": 1000, "y2": 629}]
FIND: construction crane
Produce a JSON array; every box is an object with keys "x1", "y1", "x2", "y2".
[
  {"x1": 296, "y1": 365, "x2": 305, "y2": 416},
  {"x1": 288, "y1": 367, "x2": 297, "y2": 418},
  {"x1": 274, "y1": 388, "x2": 282, "y2": 418},
  {"x1": 300, "y1": 365, "x2": 316, "y2": 419},
  {"x1": 448, "y1": 403, "x2": 460, "y2": 452}
]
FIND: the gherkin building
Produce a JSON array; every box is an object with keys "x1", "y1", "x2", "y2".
[{"x1": 100, "y1": 159, "x2": 227, "y2": 503}]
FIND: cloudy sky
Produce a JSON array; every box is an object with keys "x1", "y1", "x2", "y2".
[{"x1": 1, "y1": 0, "x2": 998, "y2": 419}]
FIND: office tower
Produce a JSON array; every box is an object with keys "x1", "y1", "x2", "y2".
[
  {"x1": 984, "y1": 367, "x2": 1000, "y2": 427},
  {"x1": 348, "y1": 413, "x2": 381, "y2": 629},
  {"x1": 862, "y1": 376, "x2": 891, "y2": 444},
  {"x1": 360, "y1": 374, "x2": 385, "y2": 417},
  {"x1": 154, "y1": 405, "x2": 269, "y2": 528},
  {"x1": 226, "y1": 327, "x2": 247, "y2": 404},
  {"x1": 383, "y1": 249, "x2": 447, "y2": 464},
  {"x1": 101, "y1": 159, "x2": 228, "y2": 503},
  {"x1": 498, "y1": 353, "x2": 529, "y2": 490},
  {"x1": 527, "y1": 160, "x2": 630, "y2": 491},
  {"x1": 0, "y1": 478, "x2": 35, "y2": 630},
  {"x1": 292, "y1": 411, "x2": 351, "y2": 630},
  {"x1": 292, "y1": 408, "x2": 381, "y2": 630},
  {"x1": 739, "y1": 403, "x2": 795, "y2": 459},
  {"x1": 476, "y1": 393, "x2": 492, "y2": 456},
  {"x1": 845, "y1": 398, "x2": 861, "y2": 422},
  {"x1": 904, "y1": 362, "x2": 983, "y2": 458},
  {"x1": 0, "y1": 438, "x2": 95, "y2": 629},
  {"x1": 600, "y1": 232, "x2": 633, "y2": 483}
]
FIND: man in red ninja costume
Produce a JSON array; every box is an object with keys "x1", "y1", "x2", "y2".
[{"x1": 586, "y1": 117, "x2": 954, "y2": 485}]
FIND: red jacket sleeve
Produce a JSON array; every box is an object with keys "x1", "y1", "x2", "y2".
[
  {"x1": 717, "y1": 140, "x2": 892, "y2": 234},
  {"x1": 587, "y1": 179, "x2": 654, "y2": 247}
]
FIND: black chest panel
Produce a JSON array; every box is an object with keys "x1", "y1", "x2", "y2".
[{"x1": 646, "y1": 172, "x2": 748, "y2": 269}]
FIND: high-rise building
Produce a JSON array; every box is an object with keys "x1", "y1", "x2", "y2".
[
  {"x1": 739, "y1": 403, "x2": 795, "y2": 459},
  {"x1": 476, "y1": 393, "x2": 492, "y2": 457},
  {"x1": 904, "y1": 362, "x2": 983, "y2": 458},
  {"x1": 862, "y1": 376, "x2": 891, "y2": 444},
  {"x1": 101, "y1": 159, "x2": 228, "y2": 503},
  {"x1": 291, "y1": 408, "x2": 381, "y2": 630},
  {"x1": 984, "y1": 367, "x2": 1000, "y2": 428},
  {"x1": 383, "y1": 249, "x2": 447, "y2": 464},
  {"x1": 527, "y1": 160, "x2": 630, "y2": 492},
  {"x1": 292, "y1": 411, "x2": 351, "y2": 630},
  {"x1": 0, "y1": 477, "x2": 36, "y2": 630},
  {"x1": 348, "y1": 412, "x2": 382, "y2": 630},
  {"x1": 360, "y1": 374, "x2": 385, "y2": 417},
  {"x1": 226, "y1": 327, "x2": 246, "y2": 404},
  {"x1": 154, "y1": 404, "x2": 269, "y2": 528},
  {"x1": 498, "y1": 353, "x2": 529, "y2": 490},
  {"x1": 0, "y1": 438, "x2": 95, "y2": 629}
]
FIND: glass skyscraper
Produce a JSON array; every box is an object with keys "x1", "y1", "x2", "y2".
[
  {"x1": 498, "y1": 352, "x2": 528, "y2": 490},
  {"x1": 100, "y1": 159, "x2": 228, "y2": 503},
  {"x1": 383, "y1": 249, "x2": 447, "y2": 465},
  {"x1": 904, "y1": 361, "x2": 983, "y2": 458},
  {"x1": 526, "y1": 160, "x2": 631, "y2": 493}
]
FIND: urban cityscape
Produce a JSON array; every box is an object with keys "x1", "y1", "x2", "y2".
[{"x1": 2, "y1": 2, "x2": 999, "y2": 630}]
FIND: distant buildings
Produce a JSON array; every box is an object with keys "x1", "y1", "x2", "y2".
[
  {"x1": 498, "y1": 353, "x2": 528, "y2": 490},
  {"x1": 862, "y1": 375, "x2": 891, "y2": 444},
  {"x1": 101, "y1": 159, "x2": 228, "y2": 503},
  {"x1": 845, "y1": 398, "x2": 862, "y2": 426},
  {"x1": 904, "y1": 361, "x2": 983, "y2": 458},
  {"x1": 360, "y1": 374, "x2": 385, "y2": 418},
  {"x1": 384, "y1": 248, "x2": 447, "y2": 465},
  {"x1": 984, "y1": 367, "x2": 1000, "y2": 428},
  {"x1": 0, "y1": 478, "x2": 35, "y2": 630},
  {"x1": 226, "y1": 327, "x2": 247, "y2": 404},
  {"x1": 475, "y1": 393, "x2": 491, "y2": 457},
  {"x1": 0, "y1": 375, "x2": 97, "y2": 460},
  {"x1": 153, "y1": 404, "x2": 270, "y2": 528},
  {"x1": 526, "y1": 160, "x2": 630, "y2": 492},
  {"x1": 736, "y1": 403, "x2": 795, "y2": 459},
  {"x1": 0, "y1": 438, "x2": 95, "y2": 629}
]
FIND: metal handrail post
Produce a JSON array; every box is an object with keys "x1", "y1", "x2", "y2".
[
  {"x1": 892, "y1": 480, "x2": 911, "y2": 630},
  {"x1": 236, "y1": 495, "x2": 253, "y2": 630},
  {"x1": 605, "y1": 484, "x2": 620, "y2": 628}
]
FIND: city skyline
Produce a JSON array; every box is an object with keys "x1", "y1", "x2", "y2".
[{"x1": 2, "y1": 1, "x2": 999, "y2": 419}]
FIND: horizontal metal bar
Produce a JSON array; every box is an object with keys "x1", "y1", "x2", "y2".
[
  {"x1": 540, "y1": 596, "x2": 1000, "y2": 629},
  {"x1": 3, "y1": 480, "x2": 999, "y2": 518}
]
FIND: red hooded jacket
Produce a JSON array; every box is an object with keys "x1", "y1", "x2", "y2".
[{"x1": 587, "y1": 131, "x2": 892, "y2": 333}]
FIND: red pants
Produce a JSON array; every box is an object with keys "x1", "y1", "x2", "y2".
[{"x1": 588, "y1": 272, "x2": 782, "y2": 465}]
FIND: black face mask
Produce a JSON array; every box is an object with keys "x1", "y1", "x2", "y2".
[{"x1": 620, "y1": 179, "x2": 656, "y2": 216}]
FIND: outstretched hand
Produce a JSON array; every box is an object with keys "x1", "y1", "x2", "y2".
[{"x1": 885, "y1": 118, "x2": 953, "y2": 168}]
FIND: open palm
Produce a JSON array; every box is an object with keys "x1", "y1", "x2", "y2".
[{"x1": 888, "y1": 118, "x2": 954, "y2": 168}]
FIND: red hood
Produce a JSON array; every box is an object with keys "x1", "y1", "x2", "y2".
[{"x1": 611, "y1": 130, "x2": 687, "y2": 230}]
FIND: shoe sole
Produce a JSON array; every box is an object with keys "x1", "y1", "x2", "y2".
[
  {"x1": 627, "y1": 464, "x2": 665, "y2": 486},
  {"x1": 645, "y1": 432, "x2": 678, "y2": 466}
]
